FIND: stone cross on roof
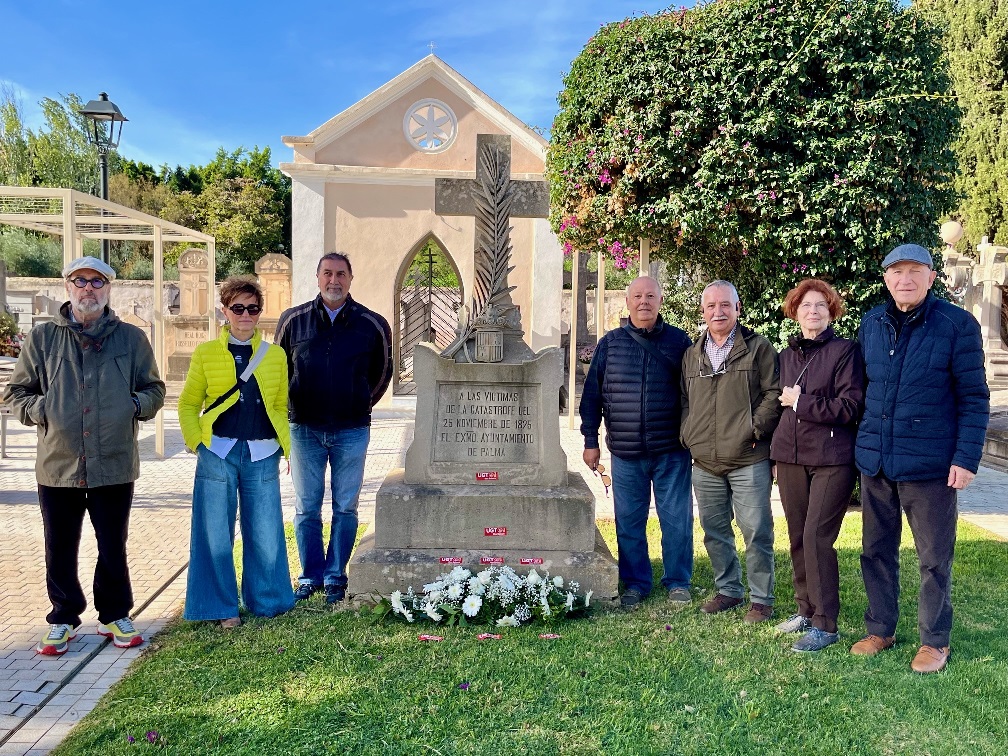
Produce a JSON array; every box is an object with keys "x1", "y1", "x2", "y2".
[{"x1": 434, "y1": 134, "x2": 549, "y2": 363}]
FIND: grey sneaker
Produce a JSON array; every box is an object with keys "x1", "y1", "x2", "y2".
[
  {"x1": 792, "y1": 627, "x2": 839, "y2": 652},
  {"x1": 774, "y1": 613, "x2": 812, "y2": 635},
  {"x1": 667, "y1": 588, "x2": 692, "y2": 606},
  {"x1": 620, "y1": 588, "x2": 647, "y2": 610}
]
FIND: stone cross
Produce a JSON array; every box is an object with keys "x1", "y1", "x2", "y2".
[
  {"x1": 972, "y1": 236, "x2": 1008, "y2": 364},
  {"x1": 435, "y1": 134, "x2": 549, "y2": 362}
]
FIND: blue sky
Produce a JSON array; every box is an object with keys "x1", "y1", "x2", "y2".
[{"x1": 1, "y1": 1, "x2": 688, "y2": 170}]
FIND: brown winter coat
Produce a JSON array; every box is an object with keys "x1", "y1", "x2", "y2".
[{"x1": 770, "y1": 327, "x2": 864, "y2": 467}]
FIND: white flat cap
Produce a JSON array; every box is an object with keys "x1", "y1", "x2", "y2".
[{"x1": 62, "y1": 256, "x2": 116, "y2": 282}]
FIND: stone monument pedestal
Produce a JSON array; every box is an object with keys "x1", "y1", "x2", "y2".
[
  {"x1": 350, "y1": 470, "x2": 618, "y2": 600},
  {"x1": 348, "y1": 344, "x2": 618, "y2": 604}
]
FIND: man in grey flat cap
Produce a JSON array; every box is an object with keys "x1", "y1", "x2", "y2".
[
  {"x1": 4, "y1": 256, "x2": 165, "y2": 656},
  {"x1": 851, "y1": 244, "x2": 989, "y2": 673}
]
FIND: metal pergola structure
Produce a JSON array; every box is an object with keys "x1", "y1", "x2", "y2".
[{"x1": 0, "y1": 186, "x2": 217, "y2": 457}]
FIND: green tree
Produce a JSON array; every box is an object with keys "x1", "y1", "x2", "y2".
[
  {"x1": 916, "y1": 0, "x2": 1008, "y2": 250},
  {"x1": 547, "y1": 0, "x2": 960, "y2": 342}
]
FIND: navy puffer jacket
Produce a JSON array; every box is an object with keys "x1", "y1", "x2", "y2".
[
  {"x1": 855, "y1": 293, "x2": 990, "y2": 480},
  {"x1": 580, "y1": 317, "x2": 691, "y2": 458}
]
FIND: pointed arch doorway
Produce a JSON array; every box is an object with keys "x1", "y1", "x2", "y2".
[{"x1": 394, "y1": 236, "x2": 463, "y2": 394}]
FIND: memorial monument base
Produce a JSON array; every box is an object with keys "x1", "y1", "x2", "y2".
[{"x1": 348, "y1": 469, "x2": 619, "y2": 604}]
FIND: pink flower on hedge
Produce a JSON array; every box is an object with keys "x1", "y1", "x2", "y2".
[
  {"x1": 563, "y1": 241, "x2": 574, "y2": 257},
  {"x1": 599, "y1": 170, "x2": 612, "y2": 185}
]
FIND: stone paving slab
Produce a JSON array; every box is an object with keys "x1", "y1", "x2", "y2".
[{"x1": 1, "y1": 396, "x2": 1006, "y2": 754}]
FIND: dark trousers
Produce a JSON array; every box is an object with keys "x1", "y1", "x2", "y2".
[
  {"x1": 39, "y1": 482, "x2": 135, "y2": 626},
  {"x1": 860, "y1": 473, "x2": 957, "y2": 648},
  {"x1": 777, "y1": 462, "x2": 855, "y2": 633}
]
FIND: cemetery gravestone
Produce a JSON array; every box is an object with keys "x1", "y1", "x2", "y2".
[
  {"x1": 349, "y1": 135, "x2": 618, "y2": 602},
  {"x1": 166, "y1": 248, "x2": 211, "y2": 381}
]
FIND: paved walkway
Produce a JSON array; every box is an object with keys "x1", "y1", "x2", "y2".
[{"x1": 1, "y1": 398, "x2": 1007, "y2": 754}]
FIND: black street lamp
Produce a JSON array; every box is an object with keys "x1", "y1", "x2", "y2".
[{"x1": 80, "y1": 92, "x2": 128, "y2": 265}]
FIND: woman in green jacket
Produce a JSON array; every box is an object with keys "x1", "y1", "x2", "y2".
[{"x1": 178, "y1": 276, "x2": 294, "y2": 627}]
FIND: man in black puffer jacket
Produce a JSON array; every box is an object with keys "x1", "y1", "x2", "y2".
[{"x1": 580, "y1": 276, "x2": 693, "y2": 610}]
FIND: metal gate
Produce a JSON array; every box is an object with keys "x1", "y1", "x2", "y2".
[{"x1": 396, "y1": 244, "x2": 461, "y2": 394}]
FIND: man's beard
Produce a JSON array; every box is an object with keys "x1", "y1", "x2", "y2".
[{"x1": 74, "y1": 297, "x2": 105, "y2": 316}]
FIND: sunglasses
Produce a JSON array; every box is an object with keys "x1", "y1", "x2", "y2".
[
  {"x1": 226, "y1": 304, "x2": 263, "y2": 316},
  {"x1": 69, "y1": 276, "x2": 108, "y2": 289},
  {"x1": 594, "y1": 462, "x2": 612, "y2": 497}
]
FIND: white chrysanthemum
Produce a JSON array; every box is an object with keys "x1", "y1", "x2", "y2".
[
  {"x1": 447, "y1": 583, "x2": 464, "y2": 600},
  {"x1": 462, "y1": 595, "x2": 483, "y2": 617},
  {"x1": 477, "y1": 569, "x2": 493, "y2": 585},
  {"x1": 553, "y1": 575, "x2": 564, "y2": 588},
  {"x1": 402, "y1": 609, "x2": 414, "y2": 623},
  {"x1": 565, "y1": 591, "x2": 575, "y2": 610},
  {"x1": 424, "y1": 603, "x2": 443, "y2": 622},
  {"x1": 585, "y1": 590, "x2": 593, "y2": 608},
  {"x1": 390, "y1": 590, "x2": 405, "y2": 613},
  {"x1": 467, "y1": 577, "x2": 485, "y2": 596},
  {"x1": 449, "y1": 566, "x2": 472, "y2": 583},
  {"x1": 428, "y1": 590, "x2": 442, "y2": 603},
  {"x1": 541, "y1": 599, "x2": 551, "y2": 617},
  {"x1": 527, "y1": 568, "x2": 542, "y2": 585},
  {"x1": 423, "y1": 580, "x2": 444, "y2": 594},
  {"x1": 496, "y1": 614, "x2": 519, "y2": 627}
]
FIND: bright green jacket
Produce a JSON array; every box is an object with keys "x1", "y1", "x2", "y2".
[{"x1": 177, "y1": 327, "x2": 290, "y2": 457}]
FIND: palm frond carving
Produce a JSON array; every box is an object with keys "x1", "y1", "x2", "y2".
[{"x1": 442, "y1": 142, "x2": 519, "y2": 359}]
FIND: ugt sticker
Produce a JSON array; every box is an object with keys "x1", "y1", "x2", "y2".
[
  {"x1": 439, "y1": 556, "x2": 463, "y2": 564},
  {"x1": 520, "y1": 557, "x2": 544, "y2": 565},
  {"x1": 418, "y1": 634, "x2": 444, "y2": 642},
  {"x1": 484, "y1": 527, "x2": 507, "y2": 537},
  {"x1": 480, "y1": 556, "x2": 504, "y2": 565},
  {"x1": 475, "y1": 471, "x2": 499, "y2": 481}
]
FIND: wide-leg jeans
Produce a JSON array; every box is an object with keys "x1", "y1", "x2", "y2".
[
  {"x1": 610, "y1": 450, "x2": 693, "y2": 595},
  {"x1": 290, "y1": 423, "x2": 370, "y2": 589},
  {"x1": 693, "y1": 460, "x2": 775, "y2": 606},
  {"x1": 184, "y1": 444, "x2": 294, "y2": 621}
]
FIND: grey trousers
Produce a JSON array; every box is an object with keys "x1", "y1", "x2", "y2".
[{"x1": 693, "y1": 460, "x2": 775, "y2": 605}]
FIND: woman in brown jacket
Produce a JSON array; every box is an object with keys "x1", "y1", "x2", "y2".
[{"x1": 770, "y1": 279, "x2": 864, "y2": 652}]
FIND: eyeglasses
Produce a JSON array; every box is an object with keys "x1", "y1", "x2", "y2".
[
  {"x1": 69, "y1": 276, "x2": 107, "y2": 289},
  {"x1": 697, "y1": 357, "x2": 727, "y2": 379},
  {"x1": 594, "y1": 463, "x2": 611, "y2": 497},
  {"x1": 226, "y1": 304, "x2": 263, "y2": 316}
]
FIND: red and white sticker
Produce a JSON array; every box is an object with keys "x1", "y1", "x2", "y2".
[
  {"x1": 480, "y1": 556, "x2": 504, "y2": 565},
  {"x1": 475, "y1": 471, "x2": 499, "y2": 481},
  {"x1": 520, "y1": 558, "x2": 544, "y2": 565},
  {"x1": 418, "y1": 634, "x2": 444, "y2": 642},
  {"x1": 439, "y1": 556, "x2": 463, "y2": 564},
  {"x1": 484, "y1": 527, "x2": 507, "y2": 536},
  {"x1": 477, "y1": 633, "x2": 502, "y2": 640},
  {"x1": 539, "y1": 633, "x2": 561, "y2": 640}
]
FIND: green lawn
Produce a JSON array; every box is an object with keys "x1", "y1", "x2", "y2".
[{"x1": 53, "y1": 516, "x2": 1008, "y2": 756}]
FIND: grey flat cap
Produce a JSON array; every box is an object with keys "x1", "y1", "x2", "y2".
[
  {"x1": 881, "y1": 244, "x2": 934, "y2": 270},
  {"x1": 62, "y1": 256, "x2": 116, "y2": 281}
]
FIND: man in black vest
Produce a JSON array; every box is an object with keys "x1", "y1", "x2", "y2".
[{"x1": 580, "y1": 276, "x2": 693, "y2": 609}]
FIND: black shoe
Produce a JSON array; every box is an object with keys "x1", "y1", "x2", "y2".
[
  {"x1": 293, "y1": 583, "x2": 317, "y2": 601},
  {"x1": 325, "y1": 585, "x2": 346, "y2": 604},
  {"x1": 620, "y1": 588, "x2": 646, "y2": 610}
]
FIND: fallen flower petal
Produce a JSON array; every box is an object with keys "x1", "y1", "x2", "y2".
[
  {"x1": 146, "y1": 731, "x2": 159, "y2": 743},
  {"x1": 126, "y1": 735, "x2": 135, "y2": 744},
  {"x1": 458, "y1": 681, "x2": 471, "y2": 690}
]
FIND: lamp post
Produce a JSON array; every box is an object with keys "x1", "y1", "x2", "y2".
[{"x1": 80, "y1": 93, "x2": 128, "y2": 265}]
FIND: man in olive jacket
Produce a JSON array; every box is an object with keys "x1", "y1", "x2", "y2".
[
  {"x1": 4, "y1": 257, "x2": 165, "y2": 656},
  {"x1": 680, "y1": 280, "x2": 782, "y2": 623}
]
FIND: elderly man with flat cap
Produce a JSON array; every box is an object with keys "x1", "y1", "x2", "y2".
[
  {"x1": 852, "y1": 244, "x2": 989, "y2": 673},
  {"x1": 5, "y1": 256, "x2": 165, "y2": 656}
]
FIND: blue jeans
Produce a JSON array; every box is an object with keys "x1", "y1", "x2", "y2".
[
  {"x1": 692, "y1": 460, "x2": 775, "y2": 605},
  {"x1": 184, "y1": 444, "x2": 295, "y2": 621},
  {"x1": 290, "y1": 423, "x2": 370, "y2": 588},
  {"x1": 610, "y1": 450, "x2": 693, "y2": 595}
]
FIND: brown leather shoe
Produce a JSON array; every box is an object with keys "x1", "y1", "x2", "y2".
[
  {"x1": 743, "y1": 603, "x2": 774, "y2": 623},
  {"x1": 850, "y1": 634, "x2": 895, "y2": 656},
  {"x1": 700, "y1": 593, "x2": 744, "y2": 614},
  {"x1": 911, "y1": 645, "x2": 950, "y2": 673}
]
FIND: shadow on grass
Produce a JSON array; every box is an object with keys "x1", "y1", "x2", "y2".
[{"x1": 53, "y1": 516, "x2": 1008, "y2": 756}]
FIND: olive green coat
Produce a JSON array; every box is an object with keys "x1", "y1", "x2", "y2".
[{"x1": 4, "y1": 303, "x2": 165, "y2": 487}]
